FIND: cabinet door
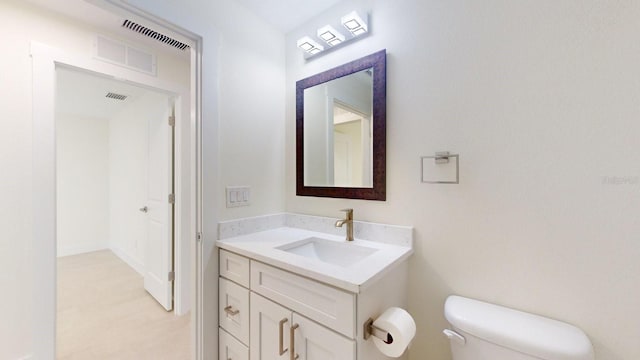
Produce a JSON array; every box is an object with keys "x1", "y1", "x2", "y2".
[
  {"x1": 292, "y1": 314, "x2": 356, "y2": 360},
  {"x1": 250, "y1": 292, "x2": 291, "y2": 360},
  {"x1": 220, "y1": 328, "x2": 249, "y2": 360}
]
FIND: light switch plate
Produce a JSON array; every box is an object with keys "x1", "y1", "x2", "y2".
[{"x1": 226, "y1": 186, "x2": 251, "y2": 208}]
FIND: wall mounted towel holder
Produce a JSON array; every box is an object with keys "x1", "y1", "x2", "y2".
[{"x1": 421, "y1": 151, "x2": 459, "y2": 184}]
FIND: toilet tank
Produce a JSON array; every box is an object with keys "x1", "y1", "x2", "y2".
[{"x1": 444, "y1": 296, "x2": 594, "y2": 360}]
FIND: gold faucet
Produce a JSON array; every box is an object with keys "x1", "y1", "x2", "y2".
[{"x1": 335, "y1": 208, "x2": 354, "y2": 241}]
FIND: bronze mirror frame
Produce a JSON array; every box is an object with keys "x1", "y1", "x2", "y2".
[{"x1": 296, "y1": 49, "x2": 387, "y2": 200}]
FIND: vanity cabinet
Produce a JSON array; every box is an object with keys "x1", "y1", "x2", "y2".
[{"x1": 218, "y1": 247, "x2": 409, "y2": 360}]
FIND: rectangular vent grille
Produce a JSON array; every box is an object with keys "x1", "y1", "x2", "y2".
[
  {"x1": 106, "y1": 92, "x2": 128, "y2": 101},
  {"x1": 96, "y1": 36, "x2": 156, "y2": 76},
  {"x1": 123, "y1": 19, "x2": 190, "y2": 51}
]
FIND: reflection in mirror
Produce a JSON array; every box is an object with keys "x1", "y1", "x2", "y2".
[
  {"x1": 333, "y1": 101, "x2": 372, "y2": 187},
  {"x1": 303, "y1": 68, "x2": 373, "y2": 188},
  {"x1": 296, "y1": 50, "x2": 386, "y2": 200}
]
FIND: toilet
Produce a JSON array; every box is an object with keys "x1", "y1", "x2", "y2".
[{"x1": 443, "y1": 295, "x2": 594, "y2": 360}]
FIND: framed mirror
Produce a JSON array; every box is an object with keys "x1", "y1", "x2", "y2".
[{"x1": 296, "y1": 50, "x2": 386, "y2": 200}]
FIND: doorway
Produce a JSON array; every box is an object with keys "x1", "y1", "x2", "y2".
[
  {"x1": 55, "y1": 65, "x2": 186, "y2": 357},
  {"x1": 31, "y1": 33, "x2": 199, "y2": 356}
]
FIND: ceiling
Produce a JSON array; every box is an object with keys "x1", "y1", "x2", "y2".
[
  {"x1": 234, "y1": 0, "x2": 344, "y2": 33},
  {"x1": 26, "y1": 0, "x2": 343, "y2": 38},
  {"x1": 56, "y1": 67, "x2": 157, "y2": 119}
]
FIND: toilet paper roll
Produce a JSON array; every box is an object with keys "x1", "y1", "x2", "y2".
[{"x1": 371, "y1": 307, "x2": 416, "y2": 358}]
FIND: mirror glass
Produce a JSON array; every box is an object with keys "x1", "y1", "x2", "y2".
[
  {"x1": 296, "y1": 50, "x2": 386, "y2": 200},
  {"x1": 303, "y1": 68, "x2": 373, "y2": 188}
]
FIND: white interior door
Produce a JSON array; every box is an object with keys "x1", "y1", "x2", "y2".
[
  {"x1": 333, "y1": 131, "x2": 352, "y2": 187},
  {"x1": 144, "y1": 101, "x2": 174, "y2": 311}
]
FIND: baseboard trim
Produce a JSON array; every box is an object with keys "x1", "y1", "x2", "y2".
[
  {"x1": 110, "y1": 246, "x2": 145, "y2": 276},
  {"x1": 57, "y1": 243, "x2": 108, "y2": 257}
]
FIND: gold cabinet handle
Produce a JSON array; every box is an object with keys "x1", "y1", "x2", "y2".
[
  {"x1": 224, "y1": 305, "x2": 239, "y2": 316},
  {"x1": 290, "y1": 323, "x2": 299, "y2": 360},
  {"x1": 279, "y1": 318, "x2": 289, "y2": 355}
]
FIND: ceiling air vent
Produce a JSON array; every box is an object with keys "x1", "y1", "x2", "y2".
[
  {"x1": 122, "y1": 19, "x2": 190, "y2": 51},
  {"x1": 106, "y1": 92, "x2": 128, "y2": 101}
]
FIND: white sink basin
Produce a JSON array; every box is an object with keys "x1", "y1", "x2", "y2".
[{"x1": 276, "y1": 237, "x2": 378, "y2": 267}]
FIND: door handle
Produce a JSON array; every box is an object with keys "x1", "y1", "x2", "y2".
[
  {"x1": 224, "y1": 305, "x2": 239, "y2": 316},
  {"x1": 279, "y1": 318, "x2": 289, "y2": 355},
  {"x1": 139, "y1": 206, "x2": 148, "y2": 213},
  {"x1": 290, "y1": 323, "x2": 299, "y2": 360}
]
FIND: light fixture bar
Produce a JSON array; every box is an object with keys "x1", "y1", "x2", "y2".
[{"x1": 297, "y1": 11, "x2": 370, "y2": 59}]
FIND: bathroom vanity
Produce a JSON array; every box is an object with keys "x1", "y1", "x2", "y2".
[{"x1": 216, "y1": 218, "x2": 413, "y2": 360}]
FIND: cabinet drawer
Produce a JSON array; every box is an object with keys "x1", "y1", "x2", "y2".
[
  {"x1": 219, "y1": 277, "x2": 250, "y2": 345},
  {"x1": 250, "y1": 261, "x2": 356, "y2": 338},
  {"x1": 219, "y1": 327, "x2": 249, "y2": 360},
  {"x1": 220, "y1": 249, "x2": 250, "y2": 287}
]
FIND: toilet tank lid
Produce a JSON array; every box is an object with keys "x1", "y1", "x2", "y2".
[{"x1": 444, "y1": 296, "x2": 594, "y2": 360}]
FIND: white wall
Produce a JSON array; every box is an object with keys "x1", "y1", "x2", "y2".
[
  {"x1": 56, "y1": 114, "x2": 110, "y2": 257},
  {"x1": 0, "y1": 0, "x2": 189, "y2": 357},
  {"x1": 286, "y1": 1, "x2": 640, "y2": 359}
]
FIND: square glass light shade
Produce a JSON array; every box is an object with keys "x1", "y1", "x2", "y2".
[
  {"x1": 352, "y1": 28, "x2": 367, "y2": 36},
  {"x1": 343, "y1": 19, "x2": 360, "y2": 30},
  {"x1": 299, "y1": 42, "x2": 313, "y2": 51},
  {"x1": 296, "y1": 36, "x2": 324, "y2": 54},
  {"x1": 341, "y1": 11, "x2": 368, "y2": 36},
  {"x1": 317, "y1": 25, "x2": 345, "y2": 46},
  {"x1": 327, "y1": 38, "x2": 343, "y2": 46}
]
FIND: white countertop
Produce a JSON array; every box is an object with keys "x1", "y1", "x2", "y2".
[{"x1": 216, "y1": 227, "x2": 413, "y2": 293}]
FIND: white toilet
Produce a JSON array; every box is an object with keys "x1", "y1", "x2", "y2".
[{"x1": 444, "y1": 295, "x2": 594, "y2": 360}]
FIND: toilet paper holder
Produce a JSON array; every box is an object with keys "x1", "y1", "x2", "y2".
[{"x1": 364, "y1": 317, "x2": 393, "y2": 344}]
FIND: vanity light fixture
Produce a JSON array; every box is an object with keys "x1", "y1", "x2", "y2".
[
  {"x1": 341, "y1": 11, "x2": 368, "y2": 36},
  {"x1": 297, "y1": 11, "x2": 369, "y2": 59},
  {"x1": 297, "y1": 36, "x2": 324, "y2": 55},
  {"x1": 317, "y1": 25, "x2": 345, "y2": 47}
]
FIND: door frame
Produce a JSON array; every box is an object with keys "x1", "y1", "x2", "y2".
[{"x1": 31, "y1": 40, "x2": 201, "y2": 358}]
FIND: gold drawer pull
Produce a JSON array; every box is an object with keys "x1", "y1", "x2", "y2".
[
  {"x1": 279, "y1": 318, "x2": 289, "y2": 355},
  {"x1": 290, "y1": 323, "x2": 299, "y2": 360},
  {"x1": 224, "y1": 305, "x2": 240, "y2": 316}
]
